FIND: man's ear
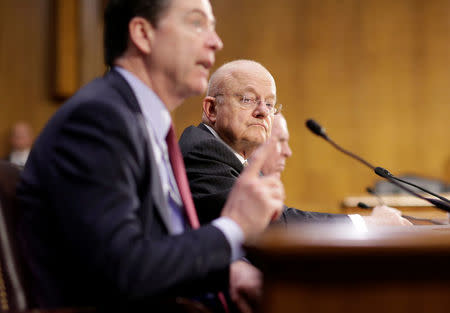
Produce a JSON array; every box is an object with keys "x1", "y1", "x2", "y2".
[
  {"x1": 128, "y1": 17, "x2": 155, "y2": 54},
  {"x1": 202, "y1": 96, "x2": 218, "y2": 124}
]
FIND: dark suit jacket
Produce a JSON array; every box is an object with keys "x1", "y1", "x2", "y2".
[
  {"x1": 179, "y1": 124, "x2": 350, "y2": 225},
  {"x1": 17, "y1": 70, "x2": 231, "y2": 310}
]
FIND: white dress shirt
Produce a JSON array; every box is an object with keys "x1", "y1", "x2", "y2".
[{"x1": 9, "y1": 149, "x2": 30, "y2": 167}]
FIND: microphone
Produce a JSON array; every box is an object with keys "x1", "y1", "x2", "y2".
[
  {"x1": 357, "y1": 202, "x2": 370, "y2": 209},
  {"x1": 305, "y1": 119, "x2": 328, "y2": 139},
  {"x1": 374, "y1": 167, "x2": 450, "y2": 212},
  {"x1": 374, "y1": 167, "x2": 450, "y2": 204},
  {"x1": 305, "y1": 118, "x2": 450, "y2": 213}
]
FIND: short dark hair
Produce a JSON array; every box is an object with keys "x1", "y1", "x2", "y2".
[{"x1": 104, "y1": 0, "x2": 171, "y2": 67}]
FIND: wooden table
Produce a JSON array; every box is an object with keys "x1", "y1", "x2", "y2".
[{"x1": 246, "y1": 224, "x2": 450, "y2": 313}]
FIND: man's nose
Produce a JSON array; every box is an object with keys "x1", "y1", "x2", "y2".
[
  {"x1": 253, "y1": 101, "x2": 270, "y2": 117},
  {"x1": 283, "y1": 143, "x2": 292, "y2": 158},
  {"x1": 206, "y1": 29, "x2": 223, "y2": 51}
]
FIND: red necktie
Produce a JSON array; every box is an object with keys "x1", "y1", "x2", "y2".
[
  {"x1": 166, "y1": 124, "x2": 200, "y2": 229},
  {"x1": 165, "y1": 124, "x2": 229, "y2": 313}
]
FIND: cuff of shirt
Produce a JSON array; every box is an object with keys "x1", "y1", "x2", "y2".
[
  {"x1": 212, "y1": 217, "x2": 244, "y2": 262},
  {"x1": 349, "y1": 214, "x2": 368, "y2": 232}
]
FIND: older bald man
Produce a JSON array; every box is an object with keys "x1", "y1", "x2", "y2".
[{"x1": 179, "y1": 60, "x2": 411, "y2": 228}]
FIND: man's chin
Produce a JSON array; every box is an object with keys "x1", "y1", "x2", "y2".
[
  {"x1": 182, "y1": 77, "x2": 208, "y2": 97},
  {"x1": 191, "y1": 81, "x2": 208, "y2": 96},
  {"x1": 245, "y1": 132, "x2": 268, "y2": 145}
]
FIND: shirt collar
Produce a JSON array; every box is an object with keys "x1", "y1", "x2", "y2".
[
  {"x1": 202, "y1": 123, "x2": 247, "y2": 165},
  {"x1": 115, "y1": 66, "x2": 171, "y2": 142}
]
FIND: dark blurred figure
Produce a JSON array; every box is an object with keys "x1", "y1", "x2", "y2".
[{"x1": 6, "y1": 122, "x2": 33, "y2": 167}]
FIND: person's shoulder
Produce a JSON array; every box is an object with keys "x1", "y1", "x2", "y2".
[
  {"x1": 70, "y1": 74, "x2": 123, "y2": 107},
  {"x1": 179, "y1": 124, "x2": 214, "y2": 149},
  {"x1": 36, "y1": 74, "x2": 141, "y2": 150},
  {"x1": 180, "y1": 124, "x2": 211, "y2": 138},
  {"x1": 179, "y1": 124, "x2": 241, "y2": 169},
  {"x1": 61, "y1": 72, "x2": 138, "y2": 123}
]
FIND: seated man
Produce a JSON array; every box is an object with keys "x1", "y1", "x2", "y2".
[
  {"x1": 6, "y1": 121, "x2": 33, "y2": 167},
  {"x1": 260, "y1": 113, "x2": 291, "y2": 179},
  {"x1": 179, "y1": 60, "x2": 411, "y2": 227}
]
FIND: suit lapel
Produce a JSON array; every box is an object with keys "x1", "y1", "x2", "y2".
[
  {"x1": 198, "y1": 123, "x2": 212, "y2": 134},
  {"x1": 197, "y1": 123, "x2": 245, "y2": 173},
  {"x1": 105, "y1": 70, "x2": 175, "y2": 234},
  {"x1": 136, "y1": 115, "x2": 175, "y2": 234}
]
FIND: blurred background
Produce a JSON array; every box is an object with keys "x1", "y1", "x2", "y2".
[{"x1": 0, "y1": 0, "x2": 449, "y2": 212}]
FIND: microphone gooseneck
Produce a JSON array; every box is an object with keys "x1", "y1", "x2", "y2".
[
  {"x1": 374, "y1": 167, "x2": 450, "y2": 212},
  {"x1": 305, "y1": 119, "x2": 376, "y2": 170},
  {"x1": 305, "y1": 118, "x2": 450, "y2": 213},
  {"x1": 375, "y1": 167, "x2": 450, "y2": 204}
]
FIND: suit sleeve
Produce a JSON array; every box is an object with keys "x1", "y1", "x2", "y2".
[
  {"x1": 46, "y1": 102, "x2": 231, "y2": 300},
  {"x1": 275, "y1": 206, "x2": 351, "y2": 225}
]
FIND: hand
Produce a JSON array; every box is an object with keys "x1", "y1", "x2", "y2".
[
  {"x1": 221, "y1": 138, "x2": 285, "y2": 238},
  {"x1": 229, "y1": 260, "x2": 262, "y2": 313},
  {"x1": 363, "y1": 205, "x2": 413, "y2": 226}
]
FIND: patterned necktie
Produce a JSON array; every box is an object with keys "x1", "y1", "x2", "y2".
[{"x1": 165, "y1": 124, "x2": 229, "y2": 313}]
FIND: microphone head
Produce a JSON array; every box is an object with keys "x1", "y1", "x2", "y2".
[
  {"x1": 357, "y1": 202, "x2": 370, "y2": 209},
  {"x1": 305, "y1": 119, "x2": 327, "y2": 138},
  {"x1": 374, "y1": 167, "x2": 392, "y2": 178}
]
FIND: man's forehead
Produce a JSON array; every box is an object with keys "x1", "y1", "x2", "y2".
[
  {"x1": 169, "y1": 0, "x2": 214, "y2": 19},
  {"x1": 240, "y1": 85, "x2": 276, "y2": 97},
  {"x1": 229, "y1": 71, "x2": 276, "y2": 96},
  {"x1": 273, "y1": 116, "x2": 289, "y2": 137}
]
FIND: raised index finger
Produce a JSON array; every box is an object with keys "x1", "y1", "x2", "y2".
[{"x1": 241, "y1": 137, "x2": 277, "y2": 178}]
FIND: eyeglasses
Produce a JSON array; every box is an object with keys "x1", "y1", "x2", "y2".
[{"x1": 214, "y1": 94, "x2": 282, "y2": 114}]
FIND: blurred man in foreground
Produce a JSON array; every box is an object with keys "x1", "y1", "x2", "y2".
[
  {"x1": 17, "y1": 1, "x2": 283, "y2": 312},
  {"x1": 179, "y1": 60, "x2": 411, "y2": 228}
]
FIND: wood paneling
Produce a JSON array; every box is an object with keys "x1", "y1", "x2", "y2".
[
  {"x1": 0, "y1": 0, "x2": 57, "y2": 157},
  {"x1": 53, "y1": 0, "x2": 79, "y2": 98},
  {"x1": 0, "y1": 0, "x2": 104, "y2": 158},
  {"x1": 79, "y1": 0, "x2": 104, "y2": 86},
  {"x1": 0, "y1": 0, "x2": 448, "y2": 212}
]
